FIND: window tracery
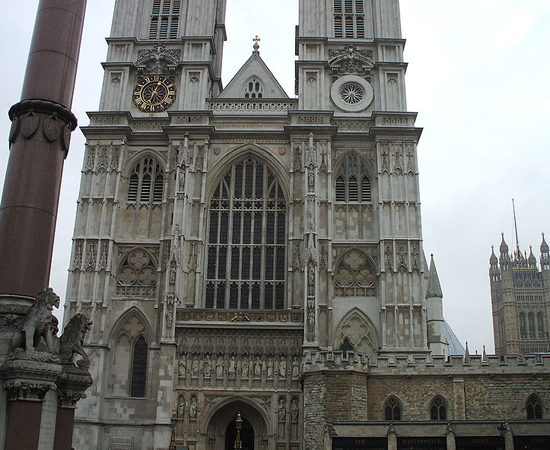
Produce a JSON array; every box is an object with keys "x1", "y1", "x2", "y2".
[
  {"x1": 384, "y1": 396, "x2": 402, "y2": 421},
  {"x1": 116, "y1": 249, "x2": 157, "y2": 297},
  {"x1": 206, "y1": 158, "x2": 286, "y2": 309},
  {"x1": 244, "y1": 78, "x2": 264, "y2": 98},
  {"x1": 429, "y1": 396, "x2": 448, "y2": 421},
  {"x1": 334, "y1": 249, "x2": 376, "y2": 296},
  {"x1": 128, "y1": 156, "x2": 164, "y2": 206},
  {"x1": 526, "y1": 394, "x2": 543, "y2": 419},
  {"x1": 149, "y1": 0, "x2": 181, "y2": 39},
  {"x1": 335, "y1": 154, "x2": 371, "y2": 203}
]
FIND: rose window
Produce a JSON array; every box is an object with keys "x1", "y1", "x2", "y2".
[
  {"x1": 117, "y1": 249, "x2": 157, "y2": 297},
  {"x1": 334, "y1": 249, "x2": 376, "y2": 296},
  {"x1": 340, "y1": 83, "x2": 364, "y2": 104}
]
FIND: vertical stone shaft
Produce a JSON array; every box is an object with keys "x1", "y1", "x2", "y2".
[{"x1": 0, "y1": 0, "x2": 87, "y2": 297}]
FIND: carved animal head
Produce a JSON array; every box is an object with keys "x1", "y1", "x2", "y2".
[
  {"x1": 36, "y1": 287, "x2": 60, "y2": 309},
  {"x1": 64, "y1": 313, "x2": 93, "y2": 336}
]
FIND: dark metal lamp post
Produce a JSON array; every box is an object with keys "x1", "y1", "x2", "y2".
[{"x1": 234, "y1": 412, "x2": 243, "y2": 450}]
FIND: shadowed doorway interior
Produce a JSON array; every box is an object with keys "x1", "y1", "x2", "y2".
[{"x1": 225, "y1": 416, "x2": 254, "y2": 450}]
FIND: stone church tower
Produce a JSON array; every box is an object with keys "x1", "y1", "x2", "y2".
[
  {"x1": 490, "y1": 234, "x2": 550, "y2": 355},
  {"x1": 66, "y1": 1, "x2": 451, "y2": 449}
]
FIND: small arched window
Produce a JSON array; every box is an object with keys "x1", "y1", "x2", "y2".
[
  {"x1": 384, "y1": 396, "x2": 402, "y2": 421},
  {"x1": 335, "y1": 154, "x2": 372, "y2": 203},
  {"x1": 244, "y1": 78, "x2": 263, "y2": 98},
  {"x1": 526, "y1": 394, "x2": 543, "y2": 419},
  {"x1": 128, "y1": 156, "x2": 164, "y2": 206},
  {"x1": 429, "y1": 396, "x2": 448, "y2": 421},
  {"x1": 130, "y1": 335, "x2": 148, "y2": 397}
]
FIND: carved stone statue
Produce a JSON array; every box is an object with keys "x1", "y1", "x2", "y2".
[
  {"x1": 203, "y1": 354, "x2": 212, "y2": 378},
  {"x1": 189, "y1": 395, "x2": 197, "y2": 420},
  {"x1": 58, "y1": 313, "x2": 93, "y2": 367},
  {"x1": 12, "y1": 287, "x2": 60, "y2": 353},
  {"x1": 279, "y1": 359, "x2": 287, "y2": 379}
]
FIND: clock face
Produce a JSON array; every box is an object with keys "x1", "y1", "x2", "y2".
[{"x1": 133, "y1": 76, "x2": 176, "y2": 112}]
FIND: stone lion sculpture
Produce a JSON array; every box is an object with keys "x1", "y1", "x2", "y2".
[
  {"x1": 59, "y1": 313, "x2": 93, "y2": 367},
  {"x1": 12, "y1": 287, "x2": 60, "y2": 353}
]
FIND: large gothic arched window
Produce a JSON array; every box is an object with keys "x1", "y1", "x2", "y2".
[{"x1": 206, "y1": 158, "x2": 287, "y2": 309}]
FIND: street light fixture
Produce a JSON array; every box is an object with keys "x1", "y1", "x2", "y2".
[{"x1": 234, "y1": 412, "x2": 243, "y2": 450}]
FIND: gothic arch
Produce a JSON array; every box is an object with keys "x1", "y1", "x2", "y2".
[
  {"x1": 108, "y1": 306, "x2": 154, "y2": 344},
  {"x1": 124, "y1": 148, "x2": 167, "y2": 178},
  {"x1": 428, "y1": 395, "x2": 449, "y2": 421},
  {"x1": 202, "y1": 396, "x2": 271, "y2": 450},
  {"x1": 107, "y1": 307, "x2": 154, "y2": 397},
  {"x1": 334, "y1": 150, "x2": 375, "y2": 181},
  {"x1": 333, "y1": 308, "x2": 380, "y2": 357},
  {"x1": 206, "y1": 144, "x2": 290, "y2": 201},
  {"x1": 525, "y1": 393, "x2": 544, "y2": 419},
  {"x1": 383, "y1": 395, "x2": 403, "y2": 421}
]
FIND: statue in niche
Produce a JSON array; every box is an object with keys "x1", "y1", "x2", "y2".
[
  {"x1": 177, "y1": 394, "x2": 185, "y2": 418},
  {"x1": 267, "y1": 358, "x2": 274, "y2": 379},
  {"x1": 228, "y1": 355, "x2": 237, "y2": 378},
  {"x1": 191, "y1": 357, "x2": 199, "y2": 378},
  {"x1": 291, "y1": 397, "x2": 299, "y2": 439},
  {"x1": 189, "y1": 395, "x2": 197, "y2": 420},
  {"x1": 278, "y1": 397, "x2": 286, "y2": 436},
  {"x1": 291, "y1": 356, "x2": 300, "y2": 379},
  {"x1": 254, "y1": 356, "x2": 262, "y2": 378},
  {"x1": 178, "y1": 355, "x2": 186, "y2": 378},
  {"x1": 279, "y1": 359, "x2": 287, "y2": 379},
  {"x1": 203, "y1": 354, "x2": 212, "y2": 378},
  {"x1": 242, "y1": 358, "x2": 250, "y2": 379},
  {"x1": 216, "y1": 356, "x2": 224, "y2": 378},
  {"x1": 12, "y1": 287, "x2": 60, "y2": 354}
]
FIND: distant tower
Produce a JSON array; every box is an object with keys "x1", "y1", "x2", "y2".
[{"x1": 490, "y1": 233, "x2": 550, "y2": 355}]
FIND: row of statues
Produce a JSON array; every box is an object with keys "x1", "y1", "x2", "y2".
[{"x1": 178, "y1": 354, "x2": 301, "y2": 380}]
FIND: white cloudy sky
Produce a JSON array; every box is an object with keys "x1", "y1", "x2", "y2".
[{"x1": 2, "y1": 1, "x2": 550, "y2": 354}]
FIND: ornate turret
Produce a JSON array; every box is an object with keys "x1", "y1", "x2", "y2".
[
  {"x1": 499, "y1": 233, "x2": 510, "y2": 270},
  {"x1": 541, "y1": 233, "x2": 550, "y2": 271},
  {"x1": 527, "y1": 246, "x2": 537, "y2": 268},
  {"x1": 489, "y1": 246, "x2": 500, "y2": 282}
]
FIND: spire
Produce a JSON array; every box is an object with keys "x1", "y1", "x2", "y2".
[
  {"x1": 499, "y1": 232, "x2": 509, "y2": 255},
  {"x1": 528, "y1": 246, "x2": 537, "y2": 268},
  {"x1": 490, "y1": 245, "x2": 498, "y2": 264},
  {"x1": 426, "y1": 254, "x2": 443, "y2": 299},
  {"x1": 541, "y1": 232, "x2": 549, "y2": 253}
]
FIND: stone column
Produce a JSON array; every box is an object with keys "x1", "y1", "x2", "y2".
[
  {"x1": 0, "y1": 0, "x2": 87, "y2": 298},
  {"x1": 1, "y1": 358, "x2": 62, "y2": 450}
]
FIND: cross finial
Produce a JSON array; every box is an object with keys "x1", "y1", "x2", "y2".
[{"x1": 253, "y1": 35, "x2": 261, "y2": 52}]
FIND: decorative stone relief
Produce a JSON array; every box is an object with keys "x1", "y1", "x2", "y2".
[
  {"x1": 328, "y1": 45, "x2": 374, "y2": 78},
  {"x1": 136, "y1": 45, "x2": 180, "y2": 75},
  {"x1": 5, "y1": 381, "x2": 53, "y2": 402},
  {"x1": 334, "y1": 250, "x2": 376, "y2": 297},
  {"x1": 116, "y1": 249, "x2": 157, "y2": 297}
]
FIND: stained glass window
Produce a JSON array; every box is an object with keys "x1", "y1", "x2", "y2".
[{"x1": 206, "y1": 159, "x2": 286, "y2": 309}]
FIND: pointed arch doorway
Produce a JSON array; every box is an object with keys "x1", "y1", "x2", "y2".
[{"x1": 205, "y1": 399, "x2": 269, "y2": 450}]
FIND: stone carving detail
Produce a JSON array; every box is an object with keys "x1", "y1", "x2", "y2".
[
  {"x1": 165, "y1": 294, "x2": 175, "y2": 329},
  {"x1": 59, "y1": 313, "x2": 93, "y2": 367},
  {"x1": 136, "y1": 45, "x2": 180, "y2": 75},
  {"x1": 12, "y1": 288, "x2": 60, "y2": 353},
  {"x1": 5, "y1": 381, "x2": 53, "y2": 402},
  {"x1": 292, "y1": 240, "x2": 303, "y2": 272},
  {"x1": 177, "y1": 394, "x2": 185, "y2": 418},
  {"x1": 116, "y1": 249, "x2": 157, "y2": 296},
  {"x1": 334, "y1": 250, "x2": 376, "y2": 297},
  {"x1": 336, "y1": 121, "x2": 371, "y2": 132},
  {"x1": 208, "y1": 101, "x2": 296, "y2": 112},
  {"x1": 293, "y1": 143, "x2": 302, "y2": 171},
  {"x1": 189, "y1": 395, "x2": 198, "y2": 420},
  {"x1": 385, "y1": 243, "x2": 394, "y2": 272},
  {"x1": 397, "y1": 243, "x2": 408, "y2": 272},
  {"x1": 328, "y1": 45, "x2": 374, "y2": 78},
  {"x1": 278, "y1": 397, "x2": 287, "y2": 437}
]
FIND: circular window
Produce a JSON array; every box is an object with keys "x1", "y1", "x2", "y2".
[
  {"x1": 330, "y1": 75, "x2": 374, "y2": 112},
  {"x1": 340, "y1": 83, "x2": 364, "y2": 104}
]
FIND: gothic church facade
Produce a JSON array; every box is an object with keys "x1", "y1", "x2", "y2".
[{"x1": 66, "y1": 1, "x2": 550, "y2": 450}]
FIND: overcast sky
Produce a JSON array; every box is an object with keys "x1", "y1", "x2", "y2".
[{"x1": 2, "y1": 1, "x2": 550, "y2": 355}]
